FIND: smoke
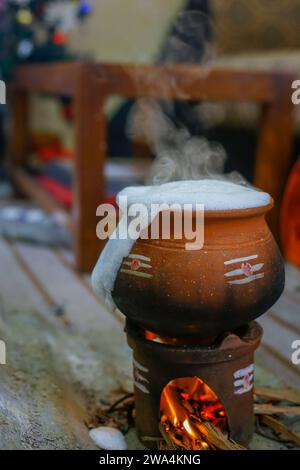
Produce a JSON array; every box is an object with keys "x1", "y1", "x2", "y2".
[
  {"x1": 127, "y1": 99, "x2": 246, "y2": 185},
  {"x1": 126, "y1": 8, "x2": 247, "y2": 187}
]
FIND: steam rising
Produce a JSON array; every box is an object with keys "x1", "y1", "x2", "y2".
[
  {"x1": 127, "y1": 99, "x2": 247, "y2": 186},
  {"x1": 127, "y1": 9, "x2": 247, "y2": 187}
]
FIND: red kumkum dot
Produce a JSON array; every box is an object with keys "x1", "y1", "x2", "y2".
[
  {"x1": 241, "y1": 262, "x2": 253, "y2": 277},
  {"x1": 131, "y1": 259, "x2": 141, "y2": 271}
]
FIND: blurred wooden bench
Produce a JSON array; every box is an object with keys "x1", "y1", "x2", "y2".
[{"x1": 9, "y1": 62, "x2": 294, "y2": 272}]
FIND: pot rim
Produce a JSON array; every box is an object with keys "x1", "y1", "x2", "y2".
[
  {"x1": 203, "y1": 200, "x2": 273, "y2": 219},
  {"x1": 152, "y1": 200, "x2": 273, "y2": 219}
]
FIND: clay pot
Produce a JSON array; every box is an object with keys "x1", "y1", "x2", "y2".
[{"x1": 112, "y1": 201, "x2": 284, "y2": 339}]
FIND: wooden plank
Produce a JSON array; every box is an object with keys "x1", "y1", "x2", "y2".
[
  {"x1": 286, "y1": 262, "x2": 300, "y2": 282},
  {"x1": 74, "y1": 63, "x2": 106, "y2": 272},
  {"x1": 258, "y1": 314, "x2": 300, "y2": 388},
  {"x1": 269, "y1": 264, "x2": 300, "y2": 334},
  {"x1": 255, "y1": 386, "x2": 300, "y2": 404},
  {"x1": 14, "y1": 63, "x2": 285, "y2": 102},
  {"x1": 254, "y1": 404, "x2": 300, "y2": 415},
  {"x1": 57, "y1": 248, "x2": 125, "y2": 326},
  {"x1": 256, "y1": 345, "x2": 300, "y2": 391},
  {"x1": 15, "y1": 242, "x2": 120, "y2": 332},
  {"x1": 94, "y1": 64, "x2": 287, "y2": 102},
  {"x1": 14, "y1": 62, "x2": 80, "y2": 96},
  {"x1": 270, "y1": 296, "x2": 300, "y2": 336},
  {"x1": 57, "y1": 248, "x2": 95, "y2": 291},
  {"x1": 58, "y1": 249, "x2": 75, "y2": 269},
  {"x1": 285, "y1": 262, "x2": 300, "y2": 296},
  {"x1": 260, "y1": 314, "x2": 299, "y2": 364},
  {"x1": 0, "y1": 238, "x2": 50, "y2": 316},
  {"x1": 259, "y1": 415, "x2": 300, "y2": 447}
]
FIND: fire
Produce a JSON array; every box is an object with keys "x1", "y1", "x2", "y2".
[
  {"x1": 144, "y1": 329, "x2": 210, "y2": 346},
  {"x1": 144, "y1": 330, "x2": 237, "y2": 450},
  {"x1": 160, "y1": 376, "x2": 228, "y2": 450},
  {"x1": 183, "y1": 419, "x2": 195, "y2": 437}
]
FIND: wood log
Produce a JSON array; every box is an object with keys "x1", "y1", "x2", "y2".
[
  {"x1": 259, "y1": 415, "x2": 300, "y2": 447},
  {"x1": 255, "y1": 404, "x2": 300, "y2": 415},
  {"x1": 255, "y1": 386, "x2": 300, "y2": 405}
]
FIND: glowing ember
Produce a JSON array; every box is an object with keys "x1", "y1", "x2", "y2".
[
  {"x1": 144, "y1": 330, "x2": 211, "y2": 346},
  {"x1": 160, "y1": 376, "x2": 229, "y2": 450}
]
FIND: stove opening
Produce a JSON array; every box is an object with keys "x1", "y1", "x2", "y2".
[{"x1": 160, "y1": 376, "x2": 229, "y2": 450}]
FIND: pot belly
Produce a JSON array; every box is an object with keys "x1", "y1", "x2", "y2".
[{"x1": 112, "y1": 237, "x2": 285, "y2": 338}]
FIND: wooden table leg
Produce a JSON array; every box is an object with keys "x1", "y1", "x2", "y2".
[
  {"x1": 74, "y1": 64, "x2": 107, "y2": 272},
  {"x1": 9, "y1": 89, "x2": 30, "y2": 168}
]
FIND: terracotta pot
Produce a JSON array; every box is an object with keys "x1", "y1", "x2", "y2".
[{"x1": 112, "y1": 201, "x2": 284, "y2": 339}]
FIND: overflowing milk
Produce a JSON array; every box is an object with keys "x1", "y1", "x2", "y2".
[
  {"x1": 118, "y1": 179, "x2": 270, "y2": 210},
  {"x1": 91, "y1": 179, "x2": 271, "y2": 311}
]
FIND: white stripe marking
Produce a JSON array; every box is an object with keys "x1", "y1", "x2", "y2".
[
  {"x1": 120, "y1": 269, "x2": 153, "y2": 279},
  {"x1": 233, "y1": 364, "x2": 254, "y2": 378},
  {"x1": 224, "y1": 255, "x2": 258, "y2": 265},
  {"x1": 134, "y1": 370, "x2": 149, "y2": 384},
  {"x1": 128, "y1": 254, "x2": 151, "y2": 261},
  {"x1": 234, "y1": 374, "x2": 254, "y2": 387},
  {"x1": 234, "y1": 384, "x2": 253, "y2": 395},
  {"x1": 134, "y1": 380, "x2": 150, "y2": 394},
  {"x1": 225, "y1": 263, "x2": 264, "y2": 277},
  {"x1": 228, "y1": 273, "x2": 264, "y2": 285},
  {"x1": 133, "y1": 359, "x2": 149, "y2": 373}
]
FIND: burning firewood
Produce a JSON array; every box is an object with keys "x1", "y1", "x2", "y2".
[
  {"x1": 159, "y1": 377, "x2": 245, "y2": 450},
  {"x1": 191, "y1": 420, "x2": 246, "y2": 451},
  {"x1": 159, "y1": 419, "x2": 245, "y2": 451}
]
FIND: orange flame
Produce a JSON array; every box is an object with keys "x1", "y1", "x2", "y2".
[
  {"x1": 160, "y1": 376, "x2": 228, "y2": 448},
  {"x1": 183, "y1": 419, "x2": 196, "y2": 438},
  {"x1": 145, "y1": 329, "x2": 210, "y2": 346}
]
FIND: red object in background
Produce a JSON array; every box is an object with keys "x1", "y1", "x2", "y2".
[
  {"x1": 52, "y1": 31, "x2": 69, "y2": 45},
  {"x1": 105, "y1": 195, "x2": 118, "y2": 207},
  {"x1": 38, "y1": 175, "x2": 73, "y2": 209},
  {"x1": 281, "y1": 157, "x2": 300, "y2": 269},
  {"x1": 37, "y1": 176, "x2": 117, "y2": 210},
  {"x1": 38, "y1": 146, "x2": 73, "y2": 162}
]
